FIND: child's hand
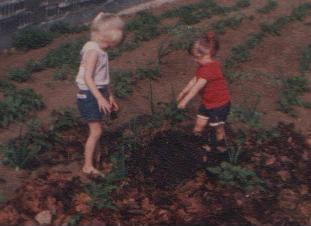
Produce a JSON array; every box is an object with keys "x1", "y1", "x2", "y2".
[
  {"x1": 177, "y1": 101, "x2": 187, "y2": 109},
  {"x1": 109, "y1": 96, "x2": 119, "y2": 111},
  {"x1": 97, "y1": 97, "x2": 111, "y2": 114}
]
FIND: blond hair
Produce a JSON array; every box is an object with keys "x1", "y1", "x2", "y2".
[{"x1": 91, "y1": 12, "x2": 125, "y2": 43}]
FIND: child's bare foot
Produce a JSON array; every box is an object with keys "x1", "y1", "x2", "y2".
[{"x1": 82, "y1": 166, "x2": 105, "y2": 177}]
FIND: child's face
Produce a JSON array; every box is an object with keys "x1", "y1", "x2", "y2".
[
  {"x1": 96, "y1": 29, "x2": 124, "y2": 49},
  {"x1": 193, "y1": 54, "x2": 211, "y2": 65}
]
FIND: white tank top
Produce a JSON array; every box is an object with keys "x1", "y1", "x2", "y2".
[{"x1": 75, "y1": 41, "x2": 110, "y2": 90}]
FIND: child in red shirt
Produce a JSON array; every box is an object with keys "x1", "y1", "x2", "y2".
[{"x1": 177, "y1": 32, "x2": 230, "y2": 153}]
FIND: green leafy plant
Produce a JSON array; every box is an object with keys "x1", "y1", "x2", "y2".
[
  {"x1": 0, "y1": 120, "x2": 56, "y2": 170},
  {"x1": 0, "y1": 79, "x2": 15, "y2": 93},
  {"x1": 40, "y1": 39, "x2": 84, "y2": 69},
  {"x1": 7, "y1": 68, "x2": 31, "y2": 82},
  {"x1": 50, "y1": 107, "x2": 81, "y2": 132},
  {"x1": 260, "y1": 16, "x2": 291, "y2": 36},
  {"x1": 212, "y1": 15, "x2": 244, "y2": 34},
  {"x1": 0, "y1": 193, "x2": 6, "y2": 204},
  {"x1": 84, "y1": 178, "x2": 117, "y2": 211},
  {"x1": 277, "y1": 76, "x2": 309, "y2": 114},
  {"x1": 257, "y1": 0, "x2": 278, "y2": 14},
  {"x1": 25, "y1": 59, "x2": 45, "y2": 73},
  {"x1": 230, "y1": 95, "x2": 262, "y2": 128},
  {"x1": 290, "y1": 3, "x2": 311, "y2": 21},
  {"x1": 126, "y1": 11, "x2": 160, "y2": 42},
  {"x1": 49, "y1": 22, "x2": 87, "y2": 35},
  {"x1": 111, "y1": 69, "x2": 134, "y2": 98},
  {"x1": 13, "y1": 27, "x2": 54, "y2": 50},
  {"x1": 108, "y1": 40, "x2": 139, "y2": 60},
  {"x1": 300, "y1": 44, "x2": 311, "y2": 73},
  {"x1": 235, "y1": 0, "x2": 250, "y2": 8},
  {"x1": 0, "y1": 88, "x2": 44, "y2": 127},
  {"x1": 67, "y1": 214, "x2": 82, "y2": 226},
  {"x1": 207, "y1": 161, "x2": 265, "y2": 191},
  {"x1": 136, "y1": 65, "x2": 160, "y2": 80}
]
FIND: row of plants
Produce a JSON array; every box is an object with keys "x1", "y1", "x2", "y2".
[
  {"x1": 0, "y1": 85, "x2": 44, "y2": 128},
  {"x1": 257, "y1": 0, "x2": 278, "y2": 14},
  {"x1": 300, "y1": 43, "x2": 311, "y2": 74},
  {"x1": 13, "y1": 22, "x2": 87, "y2": 50},
  {"x1": 224, "y1": 2, "x2": 311, "y2": 69},
  {"x1": 7, "y1": 0, "x2": 253, "y2": 83},
  {"x1": 0, "y1": 107, "x2": 81, "y2": 170}
]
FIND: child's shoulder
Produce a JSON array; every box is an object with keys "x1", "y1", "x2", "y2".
[{"x1": 81, "y1": 41, "x2": 106, "y2": 55}]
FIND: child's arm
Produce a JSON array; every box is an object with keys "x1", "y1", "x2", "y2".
[
  {"x1": 177, "y1": 78, "x2": 207, "y2": 109},
  {"x1": 107, "y1": 87, "x2": 119, "y2": 111},
  {"x1": 84, "y1": 50, "x2": 111, "y2": 114},
  {"x1": 177, "y1": 77, "x2": 197, "y2": 102}
]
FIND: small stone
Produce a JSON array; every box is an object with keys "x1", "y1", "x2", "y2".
[{"x1": 35, "y1": 210, "x2": 52, "y2": 225}]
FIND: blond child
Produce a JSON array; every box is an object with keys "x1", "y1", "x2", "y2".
[
  {"x1": 76, "y1": 13, "x2": 124, "y2": 176},
  {"x1": 177, "y1": 32, "x2": 231, "y2": 153}
]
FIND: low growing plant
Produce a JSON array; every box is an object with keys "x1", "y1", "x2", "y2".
[
  {"x1": 257, "y1": 0, "x2": 278, "y2": 14},
  {"x1": 207, "y1": 161, "x2": 265, "y2": 191},
  {"x1": 7, "y1": 68, "x2": 31, "y2": 82},
  {"x1": 111, "y1": 69, "x2": 134, "y2": 98}
]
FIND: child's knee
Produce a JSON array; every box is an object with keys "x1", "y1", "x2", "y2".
[{"x1": 89, "y1": 125, "x2": 102, "y2": 139}]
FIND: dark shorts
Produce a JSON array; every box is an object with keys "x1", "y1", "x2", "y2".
[
  {"x1": 197, "y1": 102, "x2": 231, "y2": 127},
  {"x1": 77, "y1": 86, "x2": 109, "y2": 122}
]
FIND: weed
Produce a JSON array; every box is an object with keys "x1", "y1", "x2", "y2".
[
  {"x1": 227, "y1": 132, "x2": 246, "y2": 164},
  {"x1": 260, "y1": 16, "x2": 290, "y2": 36},
  {"x1": 13, "y1": 27, "x2": 54, "y2": 50},
  {"x1": 207, "y1": 161, "x2": 265, "y2": 191},
  {"x1": 300, "y1": 44, "x2": 311, "y2": 73},
  {"x1": 40, "y1": 39, "x2": 84, "y2": 69},
  {"x1": 212, "y1": 15, "x2": 244, "y2": 34},
  {"x1": 25, "y1": 59, "x2": 45, "y2": 73},
  {"x1": 277, "y1": 76, "x2": 309, "y2": 114},
  {"x1": 0, "y1": 79, "x2": 15, "y2": 93},
  {"x1": 111, "y1": 69, "x2": 134, "y2": 98},
  {"x1": 108, "y1": 41, "x2": 139, "y2": 60},
  {"x1": 168, "y1": 25, "x2": 202, "y2": 50},
  {"x1": 136, "y1": 65, "x2": 160, "y2": 80},
  {"x1": 49, "y1": 22, "x2": 87, "y2": 35},
  {"x1": 126, "y1": 11, "x2": 160, "y2": 42},
  {"x1": 0, "y1": 119, "x2": 55, "y2": 170},
  {"x1": 52, "y1": 65, "x2": 71, "y2": 80},
  {"x1": 290, "y1": 3, "x2": 311, "y2": 21},
  {"x1": 67, "y1": 214, "x2": 82, "y2": 226},
  {"x1": 50, "y1": 107, "x2": 81, "y2": 132},
  {"x1": 0, "y1": 88, "x2": 44, "y2": 127},
  {"x1": 84, "y1": 178, "x2": 117, "y2": 211},
  {"x1": 235, "y1": 0, "x2": 250, "y2": 8},
  {"x1": 230, "y1": 95, "x2": 262, "y2": 128},
  {"x1": 7, "y1": 68, "x2": 31, "y2": 82},
  {"x1": 257, "y1": 0, "x2": 278, "y2": 14}
]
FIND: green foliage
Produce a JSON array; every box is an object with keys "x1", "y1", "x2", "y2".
[
  {"x1": 111, "y1": 69, "x2": 134, "y2": 98},
  {"x1": 84, "y1": 178, "x2": 117, "y2": 211},
  {"x1": 126, "y1": 11, "x2": 160, "y2": 42},
  {"x1": 224, "y1": 33, "x2": 264, "y2": 68},
  {"x1": 230, "y1": 95, "x2": 262, "y2": 128},
  {"x1": 212, "y1": 15, "x2": 244, "y2": 34},
  {"x1": 168, "y1": 25, "x2": 202, "y2": 50},
  {"x1": 0, "y1": 120, "x2": 56, "y2": 170},
  {"x1": 207, "y1": 161, "x2": 265, "y2": 191},
  {"x1": 0, "y1": 88, "x2": 44, "y2": 127},
  {"x1": 257, "y1": 0, "x2": 278, "y2": 14},
  {"x1": 67, "y1": 214, "x2": 82, "y2": 226},
  {"x1": 49, "y1": 22, "x2": 87, "y2": 35},
  {"x1": 260, "y1": 16, "x2": 291, "y2": 36},
  {"x1": 40, "y1": 39, "x2": 84, "y2": 69},
  {"x1": 290, "y1": 3, "x2": 311, "y2": 21},
  {"x1": 0, "y1": 193, "x2": 6, "y2": 204},
  {"x1": 50, "y1": 107, "x2": 81, "y2": 132},
  {"x1": 13, "y1": 27, "x2": 54, "y2": 50},
  {"x1": 7, "y1": 68, "x2": 31, "y2": 82},
  {"x1": 277, "y1": 76, "x2": 309, "y2": 114},
  {"x1": 52, "y1": 65, "x2": 71, "y2": 80},
  {"x1": 25, "y1": 59, "x2": 45, "y2": 73},
  {"x1": 136, "y1": 65, "x2": 160, "y2": 80},
  {"x1": 0, "y1": 79, "x2": 15, "y2": 93},
  {"x1": 108, "y1": 41, "x2": 139, "y2": 60},
  {"x1": 227, "y1": 132, "x2": 246, "y2": 164},
  {"x1": 235, "y1": 0, "x2": 250, "y2": 8},
  {"x1": 300, "y1": 44, "x2": 311, "y2": 73}
]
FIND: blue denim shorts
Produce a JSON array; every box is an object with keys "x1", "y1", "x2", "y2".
[
  {"x1": 76, "y1": 86, "x2": 109, "y2": 122},
  {"x1": 197, "y1": 102, "x2": 231, "y2": 127}
]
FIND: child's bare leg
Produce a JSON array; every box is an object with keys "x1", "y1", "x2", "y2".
[
  {"x1": 193, "y1": 116, "x2": 208, "y2": 135},
  {"x1": 82, "y1": 121, "x2": 102, "y2": 173},
  {"x1": 215, "y1": 124, "x2": 227, "y2": 152},
  {"x1": 215, "y1": 124, "x2": 225, "y2": 141}
]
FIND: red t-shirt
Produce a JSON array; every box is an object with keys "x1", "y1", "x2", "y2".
[{"x1": 196, "y1": 61, "x2": 230, "y2": 109}]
